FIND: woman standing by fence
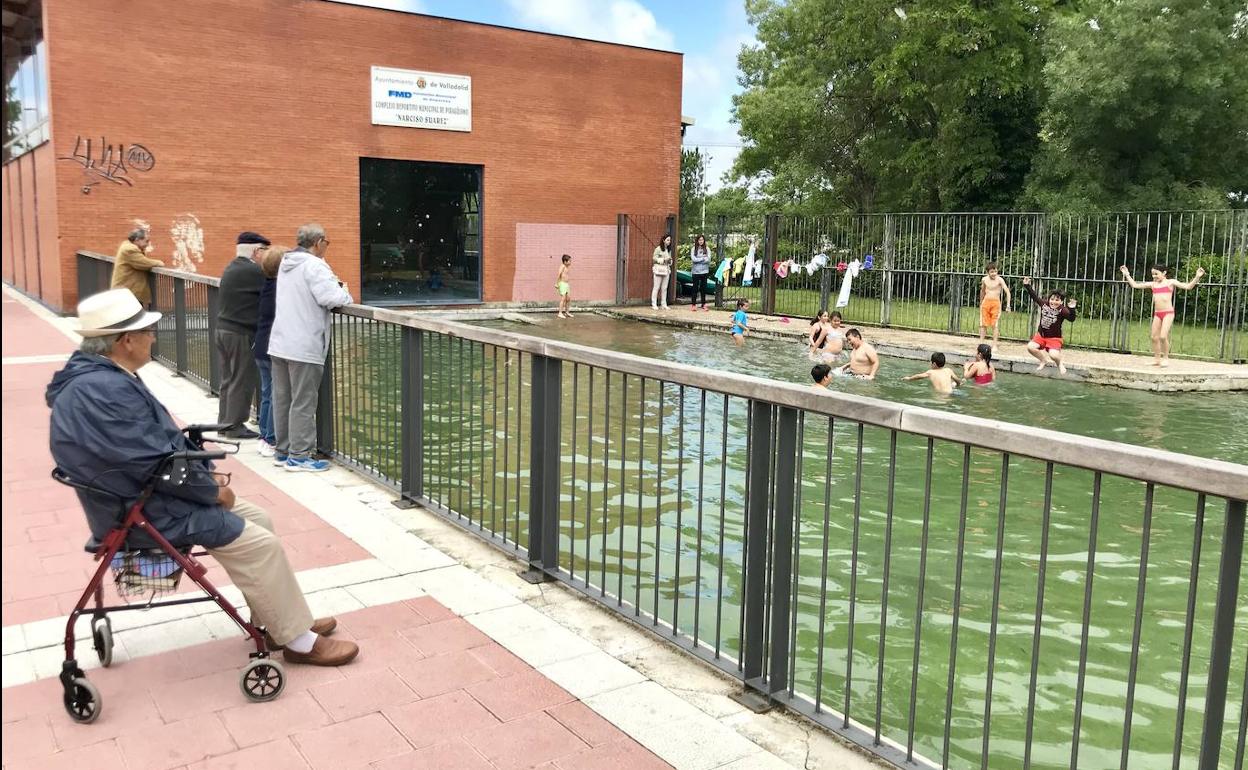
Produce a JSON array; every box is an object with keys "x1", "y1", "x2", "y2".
[
  {"x1": 691, "y1": 234, "x2": 711, "y2": 310},
  {"x1": 652, "y1": 234, "x2": 672, "y2": 310}
]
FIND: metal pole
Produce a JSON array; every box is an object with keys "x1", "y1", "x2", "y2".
[
  {"x1": 763, "y1": 214, "x2": 779, "y2": 315},
  {"x1": 521, "y1": 353, "x2": 562, "y2": 582},
  {"x1": 173, "y1": 277, "x2": 188, "y2": 375},
  {"x1": 206, "y1": 286, "x2": 221, "y2": 394},
  {"x1": 766, "y1": 405, "x2": 798, "y2": 699},
  {"x1": 315, "y1": 329, "x2": 336, "y2": 457},
  {"x1": 396, "y1": 327, "x2": 424, "y2": 507},
  {"x1": 667, "y1": 214, "x2": 678, "y2": 308},
  {"x1": 1198, "y1": 498, "x2": 1245, "y2": 770},
  {"x1": 734, "y1": 400, "x2": 773, "y2": 709},
  {"x1": 715, "y1": 214, "x2": 727, "y2": 308},
  {"x1": 882, "y1": 214, "x2": 895, "y2": 326},
  {"x1": 616, "y1": 214, "x2": 628, "y2": 304}
]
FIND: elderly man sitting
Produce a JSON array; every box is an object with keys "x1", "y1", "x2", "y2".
[{"x1": 46, "y1": 288, "x2": 358, "y2": 666}]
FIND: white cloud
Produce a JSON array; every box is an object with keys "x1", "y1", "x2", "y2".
[
  {"x1": 505, "y1": 0, "x2": 676, "y2": 50},
  {"x1": 339, "y1": 0, "x2": 427, "y2": 13}
]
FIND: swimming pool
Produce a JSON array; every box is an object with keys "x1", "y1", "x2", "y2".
[{"x1": 476, "y1": 314, "x2": 1248, "y2": 464}]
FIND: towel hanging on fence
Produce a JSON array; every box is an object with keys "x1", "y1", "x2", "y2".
[
  {"x1": 835, "y1": 259, "x2": 863, "y2": 308},
  {"x1": 742, "y1": 242, "x2": 757, "y2": 286},
  {"x1": 714, "y1": 257, "x2": 732, "y2": 283}
]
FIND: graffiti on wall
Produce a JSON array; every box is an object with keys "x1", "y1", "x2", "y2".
[
  {"x1": 170, "y1": 214, "x2": 204, "y2": 273},
  {"x1": 61, "y1": 136, "x2": 156, "y2": 193}
]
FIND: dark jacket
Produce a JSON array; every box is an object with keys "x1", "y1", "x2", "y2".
[
  {"x1": 252, "y1": 277, "x2": 277, "y2": 362},
  {"x1": 217, "y1": 256, "x2": 265, "y2": 335},
  {"x1": 46, "y1": 352, "x2": 245, "y2": 549}
]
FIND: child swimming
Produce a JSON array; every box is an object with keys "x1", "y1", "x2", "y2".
[
  {"x1": 556, "y1": 254, "x2": 573, "y2": 318},
  {"x1": 1022, "y1": 277, "x2": 1077, "y2": 374},
  {"x1": 810, "y1": 363, "x2": 833, "y2": 390},
  {"x1": 963, "y1": 343, "x2": 995, "y2": 385},
  {"x1": 903, "y1": 352, "x2": 963, "y2": 393},
  {"x1": 1118, "y1": 263, "x2": 1205, "y2": 367},
  {"x1": 731, "y1": 298, "x2": 750, "y2": 346},
  {"x1": 808, "y1": 309, "x2": 846, "y2": 362}
]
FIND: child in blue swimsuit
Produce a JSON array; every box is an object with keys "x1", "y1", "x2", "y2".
[{"x1": 731, "y1": 299, "x2": 750, "y2": 346}]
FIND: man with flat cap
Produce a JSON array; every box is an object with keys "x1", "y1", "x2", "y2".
[{"x1": 216, "y1": 232, "x2": 271, "y2": 439}]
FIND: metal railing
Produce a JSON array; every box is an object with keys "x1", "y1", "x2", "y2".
[
  {"x1": 645, "y1": 211, "x2": 1248, "y2": 362},
  {"x1": 75, "y1": 251, "x2": 1248, "y2": 770}
]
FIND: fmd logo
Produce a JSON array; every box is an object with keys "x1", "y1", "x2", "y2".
[{"x1": 388, "y1": 90, "x2": 413, "y2": 98}]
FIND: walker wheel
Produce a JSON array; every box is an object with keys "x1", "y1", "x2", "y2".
[
  {"x1": 240, "y1": 658, "x2": 285, "y2": 702},
  {"x1": 93, "y1": 618, "x2": 114, "y2": 668},
  {"x1": 63, "y1": 676, "x2": 101, "y2": 723}
]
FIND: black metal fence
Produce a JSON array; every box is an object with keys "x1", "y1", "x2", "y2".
[
  {"x1": 649, "y1": 211, "x2": 1248, "y2": 362},
  {"x1": 75, "y1": 251, "x2": 1248, "y2": 770}
]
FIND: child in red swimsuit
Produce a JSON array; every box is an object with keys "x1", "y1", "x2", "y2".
[
  {"x1": 1022, "y1": 277, "x2": 1077, "y2": 375},
  {"x1": 963, "y1": 343, "x2": 995, "y2": 384},
  {"x1": 1119, "y1": 264, "x2": 1206, "y2": 367}
]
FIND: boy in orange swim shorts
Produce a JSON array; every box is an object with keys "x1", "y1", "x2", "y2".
[{"x1": 978, "y1": 262, "x2": 1011, "y2": 349}]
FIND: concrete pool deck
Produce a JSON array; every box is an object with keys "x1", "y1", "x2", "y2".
[{"x1": 602, "y1": 306, "x2": 1248, "y2": 392}]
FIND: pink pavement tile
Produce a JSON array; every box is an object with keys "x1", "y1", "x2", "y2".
[
  {"x1": 2, "y1": 594, "x2": 62, "y2": 625},
  {"x1": 291, "y1": 712, "x2": 412, "y2": 770},
  {"x1": 553, "y1": 738, "x2": 673, "y2": 770},
  {"x1": 382, "y1": 690, "x2": 501, "y2": 749},
  {"x1": 392, "y1": 649, "x2": 499, "y2": 698},
  {"x1": 336, "y1": 602, "x2": 429, "y2": 641},
  {"x1": 1, "y1": 714, "x2": 58, "y2": 764},
  {"x1": 406, "y1": 595, "x2": 458, "y2": 623},
  {"x1": 308, "y1": 669, "x2": 419, "y2": 722},
  {"x1": 218, "y1": 691, "x2": 331, "y2": 748},
  {"x1": 338, "y1": 631, "x2": 426, "y2": 677},
  {"x1": 467, "y1": 670, "x2": 575, "y2": 722},
  {"x1": 187, "y1": 738, "x2": 312, "y2": 770},
  {"x1": 463, "y1": 711, "x2": 589, "y2": 770},
  {"x1": 545, "y1": 702, "x2": 625, "y2": 748},
  {"x1": 152, "y1": 667, "x2": 254, "y2": 723},
  {"x1": 50, "y1": 683, "x2": 164, "y2": 751},
  {"x1": 469, "y1": 643, "x2": 533, "y2": 677},
  {"x1": 116, "y1": 714, "x2": 238, "y2": 770},
  {"x1": 272, "y1": 656, "x2": 350, "y2": 693},
  {"x1": 371, "y1": 738, "x2": 496, "y2": 770},
  {"x1": 399, "y1": 618, "x2": 492, "y2": 657},
  {"x1": 2, "y1": 738, "x2": 129, "y2": 770},
  {"x1": 2, "y1": 678, "x2": 62, "y2": 724}
]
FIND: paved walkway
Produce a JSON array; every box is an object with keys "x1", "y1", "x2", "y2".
[
  {"x1": 607, "y1": 305, "x2": 1248, "y2": 391},
  {"x1": 4, "y1": 288, "x2": 870, "y2": 770}
]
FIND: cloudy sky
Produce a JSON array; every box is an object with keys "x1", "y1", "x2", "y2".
[{"x1": 341, "y1": 0, "x2": 753, "y2": 190}]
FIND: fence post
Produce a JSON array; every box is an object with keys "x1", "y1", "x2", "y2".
[
  {"x1": 882, "y1": 214, "x2": 895, "y2": 326},
  {"x1": 396, "y1": 327, "x2": 424, "y2": 508},
  {"x1": 615, "y1": 214, "x2": 628, "y2": 305},
  {"x1": 315, "y1": 330, "x2": 336, "y2": 457},
  {"x1": 714, "y1": 215, "x2": 727, "y2": 308},
  {"x1": 948, "y1": 276, "x2": 961, "y2": 334},
  {"x1": 762, "y1": 214, "x2": 779, "y2": 315},
  {"x1": 819, "y1": 267, "x2": 832, "y2": 312},
  {"x1": 173, "y1": 277, "x2": 189, "y2": 375},
  {"x1": 521, "y1": 353, "x2": 562, "y2": 583},
  {"x1": 666, "y1": 214, "x2": 678, "y2": 308},
  {"x1": 1198, "y1": 498, "x2": 1245, "y2": 770},
  {"x1": 206, "y1": 286, "x2": 221, "y2": 394},
  {"x1": 148, "y1": 273, "x2": 161, "y2": 361}
]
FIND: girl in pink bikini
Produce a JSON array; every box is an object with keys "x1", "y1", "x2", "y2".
[
  {"x1": 963, "y1": 343, "x2": 996, "y2": 384},
  {"x1": 1119, "y1": 264, "x2": 1206, "y2": 367}
]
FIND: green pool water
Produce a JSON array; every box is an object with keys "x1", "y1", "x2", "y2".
[{"x1": 333, "y1": 314, "x2": 1248, "y2": 769}]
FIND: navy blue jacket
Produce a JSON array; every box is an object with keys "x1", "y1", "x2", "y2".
[
  {"x1": 252, "y1": 277, "x2": 277, "y2": 362},
  {"x1": 46, "y1": 352, "x2": 245, "y2": 549}
]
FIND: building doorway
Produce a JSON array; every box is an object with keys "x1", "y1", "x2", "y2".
[{"x1": 360, "y1": 158, "x2": 482, "y2": 305}]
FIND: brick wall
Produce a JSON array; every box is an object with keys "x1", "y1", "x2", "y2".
[
  {"x1": 32, "y1": 0, "x2": 682, "y2": 312},
  {"x1": 512, "y1": 223, "x2": 617, "y2": 302}
]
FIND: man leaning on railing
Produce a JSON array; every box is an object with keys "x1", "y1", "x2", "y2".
[
  {"x1": 267, "y1": 223, "x2": 352, "y2": 472},
  {"x1": 111, "y1": 228, "x2": 163, "y2": 307}
]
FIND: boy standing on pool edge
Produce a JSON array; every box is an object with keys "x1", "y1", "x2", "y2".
[
  {"x1": 731, "y1": 298, "x2": 749, "y2": 346},
  {"x1": 556, "y1": 254, "x2": 573, "y2": 319},
  {"x1": 1022, "y1": 276, "x2": 1077, "y2": 374},
  {"x1": 979, "y1": 262, "x2": 1011, "y2": 350}
]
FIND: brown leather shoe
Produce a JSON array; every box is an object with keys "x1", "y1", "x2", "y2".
[
  {"x1": 283, "y1": 635, "x2": 359, "y2": 667},
  {"x1": 264, "y1": 617, "x2": 338, "y2": 651}
]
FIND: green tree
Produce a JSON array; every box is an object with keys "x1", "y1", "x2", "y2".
[
  {"x1": 733, "y1": 0, "x2": 1046, "y2": 213},
  {"x1": 680, "y1": 147, "x2": 709, "y2": 233},
  {"x1": 1025, "y1": 0, "x2": 1248, "y2": 210}
]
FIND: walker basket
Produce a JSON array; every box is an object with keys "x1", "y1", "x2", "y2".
[{"x1": 110, "y1": 551, "x2": 185, "y2": 597}]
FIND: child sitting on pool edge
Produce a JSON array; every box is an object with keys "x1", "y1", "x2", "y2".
[
  {"x1": 556, "y1": 254, "x2": 573, "y2": 318},
  {"x1": 963, "y1": 343, "x2": 995, "y2": 385},
  {"x1": 903, "y1": 352, "x2": 963, "y2": 393},
  {"x1": 731, "y1": 298, "x2": 749, "y2": 346},
  {"x1": 1022, "y1": 277, "x2": 1077, "y2": 374}
]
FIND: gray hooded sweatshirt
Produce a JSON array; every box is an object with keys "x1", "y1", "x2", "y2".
[{"x1": 267, "y1": 249, "x2": 353, "y2": 365}]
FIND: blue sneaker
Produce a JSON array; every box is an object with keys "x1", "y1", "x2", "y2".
[
  {"x1": 272, "y1": 453, "x2": 288, "y2": 466},
  {"x1": 285, "y1": 457, "x2": 330, "y2": 473}
]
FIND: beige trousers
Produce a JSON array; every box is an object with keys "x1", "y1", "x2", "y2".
[{"x1": 206, "y1": 499, "x2": 313, "y2": 646}]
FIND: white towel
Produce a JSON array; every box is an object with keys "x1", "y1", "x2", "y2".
[
  {"x1": 742, "y1": 243, "x2": 757, "y2": 286},
  {"x1": 835, "y1": 259, "x2": 863, "y2": 308}
]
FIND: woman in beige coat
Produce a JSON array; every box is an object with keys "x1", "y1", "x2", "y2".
[
  {"x1": 111, "y1": 228, "x2": 164, "y2": 306},
  {"x1": 651, "y1": 234, "x2": 673, "y2": 310}
]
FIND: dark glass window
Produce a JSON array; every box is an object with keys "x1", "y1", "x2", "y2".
[
  {"x1": 3, "y1": 0, "x2": 49, "y2": 163},
  {"x1": 360, "y1": 158, "x2": 483, "y2": 305}
]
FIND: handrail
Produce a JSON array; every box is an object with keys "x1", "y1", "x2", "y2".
[{"x1": 77, "y1": 250, "x2": 1248, "y2": 499}]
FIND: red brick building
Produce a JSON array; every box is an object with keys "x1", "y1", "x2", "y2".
[{"x1": 2, "y1": 0, "x2": 682, "y2": 311}]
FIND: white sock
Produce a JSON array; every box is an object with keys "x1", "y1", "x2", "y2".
[{"x1": 285, "y1": 630, "x2": 318, "y2": 653}]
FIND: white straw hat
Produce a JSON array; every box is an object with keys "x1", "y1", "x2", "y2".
[{"x1": 75, "y1": 289, "x2": 162, "y2": 337}]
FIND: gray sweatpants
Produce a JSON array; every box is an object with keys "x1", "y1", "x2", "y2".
[
  {"x1": 271, "y1": 356, "x2": 324, "y2": 460},
  {"x1": 216, "y1": 329, "x2": 257, "y2": 429}
]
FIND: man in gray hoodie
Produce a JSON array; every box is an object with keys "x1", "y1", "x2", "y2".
[{"x1": 268, "y1": 223, "x2": 352, "y2": 472}]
